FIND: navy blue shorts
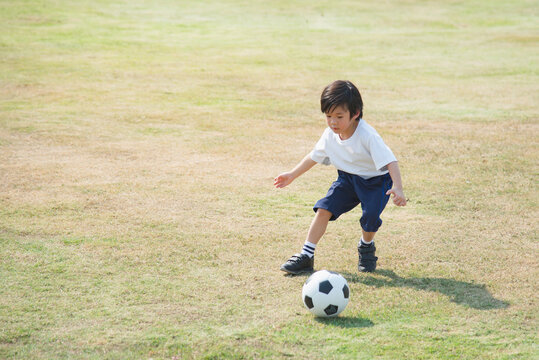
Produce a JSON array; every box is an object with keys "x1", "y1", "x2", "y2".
[{"x1": 313, "y1": 171, "x2": 393, "y2": 232}]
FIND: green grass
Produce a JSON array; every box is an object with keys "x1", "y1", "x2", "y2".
[{"x1": 1, "y1": 0, "x2": 538, "y2": 358}]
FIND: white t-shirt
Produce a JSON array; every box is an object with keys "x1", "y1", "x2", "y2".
[{"x1": 309, "y1": 119, "x2": 397, "y2": 179}]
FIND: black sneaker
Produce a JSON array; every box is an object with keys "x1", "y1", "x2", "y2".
[
  {"x1": 358, "y1": 243, "x2": 378, "y2": 272},
  {"x1": 280, "y1": 253, "x2": 314, "y2": 275}
]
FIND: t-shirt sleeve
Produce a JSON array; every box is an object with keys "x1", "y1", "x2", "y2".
[
  {"x1": 310, "y1": 131, "x2": 331, "y2": 166},
  {"x1": 368, "y1": 134, "x2": 397, "y2": 171}
]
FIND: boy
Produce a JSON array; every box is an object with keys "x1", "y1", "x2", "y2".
[{"x1": 274, "y1": 80, "x2": 406, "y2": 274}]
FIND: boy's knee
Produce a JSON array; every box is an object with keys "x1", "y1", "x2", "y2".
[
  {"x1": 316, "y1": 208, "x2": 333, "y2": 219},
  {"x1": 360, "y1": 211, "x2": 382, "y2": 232}
]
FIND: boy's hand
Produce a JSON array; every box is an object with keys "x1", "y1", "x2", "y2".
[
  {"x1": 386, "y1": 188, "x2": 407, "y2": 206},
  {"x1": 274, "y1": 172, "x2": 295, "y2": 188}
]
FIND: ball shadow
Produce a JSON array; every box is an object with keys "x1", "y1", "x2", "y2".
[
  {"x1": 315, "y1": 316, "x2": 374, "y2": 328},
  {"x1": 341, "y1": 269, "x2": 509, "y2": 310}
]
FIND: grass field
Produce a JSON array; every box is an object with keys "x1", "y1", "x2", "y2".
[{"x1": 1, "y1": 0, "x2": 538, "y2": 358}]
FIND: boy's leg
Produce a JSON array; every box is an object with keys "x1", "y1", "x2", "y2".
[
  {"x1": 355, "y1": 174, "x2": 393, "y2": 272},
  {"x1": 358, "y1": 214, "x2": 387, "y2": 273},
  {"x1": 306, "y1": 208, "x2": 333, "y2": 245},
  {"x1": 361, "y1": 230, "x2": 376, "y2": 243},
  {"x1": 281, "y1": 172, "x2": 358, "y2": 275},
  {"x1": 280, "y1": 209, "x2": 333, "y2": 275}
]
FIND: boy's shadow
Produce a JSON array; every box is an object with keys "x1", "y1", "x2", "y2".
[{"x1": 342, "y1": 269, "x2": 509, "y2": 310}]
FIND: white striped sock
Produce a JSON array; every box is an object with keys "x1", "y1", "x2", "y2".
[{"x1": 301, "y1": 241, "x2": 317, "y2": 258}]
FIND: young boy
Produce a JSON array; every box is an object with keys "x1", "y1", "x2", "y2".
[{"x1": 274, "y1": 80, "x2": 406, "y2": 274}]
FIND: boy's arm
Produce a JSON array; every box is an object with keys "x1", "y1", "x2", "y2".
[
  {"x1": 386, "y1": 161, "x2": 407, "y2": 206},
  {"x1": 274, "y1": 154, "x2": 317, "y2": 188}
]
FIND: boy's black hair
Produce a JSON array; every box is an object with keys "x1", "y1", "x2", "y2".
[{"x1": 320, "y1": 80, "x2": 363, "y2": 120}]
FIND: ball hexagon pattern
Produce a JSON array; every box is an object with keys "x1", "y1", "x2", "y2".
[{"x1": 301, "y1": 270, "x2": 350, "y2": 317}]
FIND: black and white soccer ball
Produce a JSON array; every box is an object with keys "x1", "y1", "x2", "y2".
[{"x1": 302, "y1": 270, "x2": 350, "y2": 317}]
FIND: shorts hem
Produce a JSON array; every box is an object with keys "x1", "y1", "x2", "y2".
[{"x1": 313, "y1": 206, "x2": 340, "y2": 221}]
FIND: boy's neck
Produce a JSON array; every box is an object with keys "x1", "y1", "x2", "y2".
[{"x1": 339, "y1": 119, "x2": 360, "y2": 140}]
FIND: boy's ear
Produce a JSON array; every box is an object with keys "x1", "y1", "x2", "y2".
[{"x1": 352, "y1": 112, "x2": 360, "y2": 121}]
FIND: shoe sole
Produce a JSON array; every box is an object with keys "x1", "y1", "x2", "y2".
[{"x1": 280, "y1": 267, "x2": 314, "y2": 275}]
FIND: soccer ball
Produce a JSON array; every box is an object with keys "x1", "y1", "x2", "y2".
[{"x1": 302, "y1": 270, "x2": 350, "y2": 317}]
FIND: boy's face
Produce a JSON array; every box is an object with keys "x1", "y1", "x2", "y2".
[{"x1": 325, "y1": 105, "x2": 360, "y2": 138}]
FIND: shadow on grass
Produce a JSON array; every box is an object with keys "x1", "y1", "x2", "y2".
[
  {"x1": 283, "y1": 272, "x2": 313, "y2": 278},
  {"x1": 315, "y1": 316, "x2": 374, "y2": 328},
  {"x1": 341, "y1": 269, "x2": 509, "y2": 310}
]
